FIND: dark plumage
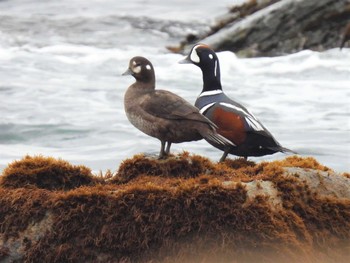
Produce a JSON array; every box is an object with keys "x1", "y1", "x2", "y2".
[
  {"x1": 122, "y1": 56, "x2": 233, "y2": 159},
  {"x1": 180, "y1": 44, "x2": 295, "y2": 161}
]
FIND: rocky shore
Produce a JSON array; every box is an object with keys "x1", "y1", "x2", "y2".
[
  {"x1": 169, "y1": 0, "x2": 350, "y2": 57},
  {"x1": 0, "y1": 154, "x2": 349, "y2": 262}
]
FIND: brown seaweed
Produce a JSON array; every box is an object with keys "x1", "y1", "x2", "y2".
[{"x1": 0, "y1": 154, "x2": 349, "y2": 263}]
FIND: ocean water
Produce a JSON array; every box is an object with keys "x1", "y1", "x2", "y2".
[{"x1": 0, "y1": 0, "x2": 349, "y2": 173}]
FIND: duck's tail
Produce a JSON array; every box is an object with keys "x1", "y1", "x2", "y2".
[
  {"x1": 269, "y1": 146, "x2": 297, "y2": 155},
  {"x1": 203, "y1": 131, "x2": 235, "y2": 147},
  {"x1": 281, "y1": 146, "x2": 297, "y2": 154}
]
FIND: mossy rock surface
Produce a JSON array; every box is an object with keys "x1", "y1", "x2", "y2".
[
  {"x1": 0, "y1": 155, "x2": 98, "y2": 191},
  {"x1": 0, "y1": 154, "x2": 349, "y2": 263}
]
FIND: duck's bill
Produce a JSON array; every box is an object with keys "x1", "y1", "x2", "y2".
[
  {"x1": 122, "y1": 68, "x2": 132, "y2": 76},
  {"x1": 178, "y1": 55, "x2": 192, "y2": 64}
]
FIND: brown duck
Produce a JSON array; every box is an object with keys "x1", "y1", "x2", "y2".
[{"x1": 122, "y1": 56, "x2": 233, "y2": 159}]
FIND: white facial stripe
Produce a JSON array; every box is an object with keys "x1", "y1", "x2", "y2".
[
  {"x1": 190, "y1": 46, "x2": 200, "y2": 63},
  {"x1": 219, "y1": 102, "x2": 264, "y2": 131},
  {"x1": 133, "y1": 65, "x2": 141, "y2": 74},
  {"x1": 199, "y1": 102, "x2": 216, "y2": 114},
  {"x1": 146, "y1": 64, "x2": 151, "y2": 70},
  {"x1": 214, "y1": 60, "x2": 218, "y2": 77},
  {"x1": 199, "y1": 90, "x2": 223, "y2": 97}
]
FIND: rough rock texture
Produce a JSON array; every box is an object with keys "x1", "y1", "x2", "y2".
[
  {"x1": 172, "y1": 0, "x2": 350, "y2": 57},
  {"x1": 0, "y1": 154, "x2": 349, "y2": 263}
]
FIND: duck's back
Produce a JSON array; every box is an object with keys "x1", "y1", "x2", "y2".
[
  {"x1": 195, "y1": 92, "x2": 284, "y2": 157},
  {"x1": 125, "y1": 86, "x2": 214, "y2": 143}
]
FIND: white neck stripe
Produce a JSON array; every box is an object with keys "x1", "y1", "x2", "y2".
[
  {"x1": 199, "y1": 90, "x2": 223, "y2": 97},
  {"x1": 199, "y1": 102, "x2": 216, "y2": 114}
]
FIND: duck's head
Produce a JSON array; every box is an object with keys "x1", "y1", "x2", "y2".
[
  {"x1": 179, "y1": 44, "x2": 221, "y2": 86},
  {"x1": 179, "y1": 44, "x2": 218, "y2": 67},
  {"x1": 122, "y1": 56, "x2": 155, "y2": 83}
]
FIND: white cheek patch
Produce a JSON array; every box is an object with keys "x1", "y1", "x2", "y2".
[
  {"x1": 146, "y1": 64, "x2": 152, "y2": 70},
  {"x1": 190, "y1": 48, "x2": 200, "y2": 63},
  {"x1": 132, "y1": 65, "x2": 141, "y2": 74}
]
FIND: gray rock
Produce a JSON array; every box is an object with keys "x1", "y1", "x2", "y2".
[
  {"x1": 284, "y1": 167, "x2": 350, "y2": 199},
  {"x1": 180, "y1": 0, "x2": 349, "y2": 57}
]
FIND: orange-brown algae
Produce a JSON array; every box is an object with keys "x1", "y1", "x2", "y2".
[{"x1": 0, "y1": 153, "x2": 349, "y2": 263}]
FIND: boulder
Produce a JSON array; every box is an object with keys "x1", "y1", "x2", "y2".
[
  {"x1": 171, "y1": 0, "x2": 350, "y2": 57},
  {"x1": 0, "y1": 154, "x2": 349, "y2": 262}
]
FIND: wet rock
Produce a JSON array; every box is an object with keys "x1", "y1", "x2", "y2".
[
  {"x1": 340, "y1": 22, "x2": 350, "y2": 49},
  {"x1": 284, "y1": 167, "x2": 350, "y2": 199},
  {"x1": 172, "y1": 0, "x2": 350, "y2": 57}
]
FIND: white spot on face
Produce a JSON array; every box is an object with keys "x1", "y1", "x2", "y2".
[
  {"x1": 146, "y1": 64, "x2": 152, "y2": 70},
  {"x1": 132, "y1": 65, "x2": 141, "y2": 74},
  {"x1": 190, "y1": 46, "x2": 200, "y2": 63},
  {"x1": 209, "y1": 54, "x2": 213, "y2": 59}
]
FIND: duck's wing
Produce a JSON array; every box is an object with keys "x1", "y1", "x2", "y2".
[
  {"x1": 142, "y1": 90, "x2": 234, "y2": 147},
  {"x1": 217, "y1": 100, "x2": 298, "y2": 152},
  {"x1": 199, "y1": 93, "x2": 286, "y2": 146},
  {"x1": 142, "y1": 90, "x2": 216, "y2": 126},
  {"x1": 220, "y1": 99, "x2": 271, "y2": 135}
]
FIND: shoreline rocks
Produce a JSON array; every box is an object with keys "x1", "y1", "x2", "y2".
[
  {"x1": 0, "y1": 154, "x2": 349, "y2": 262},
  {"x1": 169, "y1": 0, "x2": 350, "y2": 57}
]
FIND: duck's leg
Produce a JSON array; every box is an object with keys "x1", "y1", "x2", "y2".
[
  {"x1": 219, "y1": 148, "x2": 230, "y2": 162},
  {"x1": 158, "y1": 141, "x2": 166, "y2": 159},
  {"x1": 165, "y1": 142, "x2": 172, "y2": 155}
]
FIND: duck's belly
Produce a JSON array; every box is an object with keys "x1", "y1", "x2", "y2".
[
  {"x1": 126, "y1": 111, "x2": 158, "y2": 138},
  {"x1": 126, "y1": 111, "x2": 203, "y2": 143}
]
